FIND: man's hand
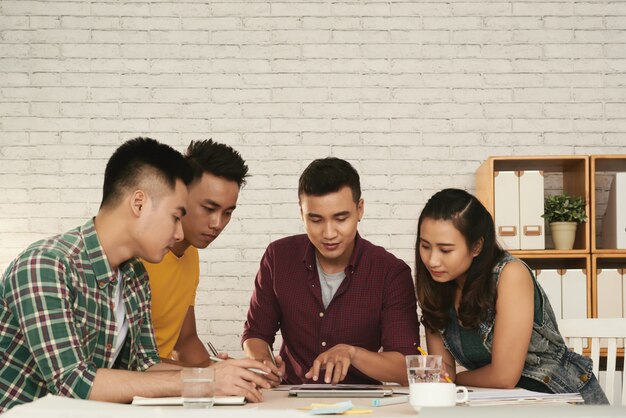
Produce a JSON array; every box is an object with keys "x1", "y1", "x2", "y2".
[
  {"x1": 262, "y1": 354, "x2": 286, "y2": 387},
  {"x1": 211, "y1": 358, "x2": 273, "y2": 403},
  {"x1": 304, "y1": 344, "x2": 356, "y2": 385}
]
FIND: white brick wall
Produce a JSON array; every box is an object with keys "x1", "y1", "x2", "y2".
[{"x1": 1, "y1": 1, "x2": 625, "y2": 355}]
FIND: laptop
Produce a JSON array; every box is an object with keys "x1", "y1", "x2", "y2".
[{"x1": 288, "y1": 384, "x2": 393, "y2": 398}]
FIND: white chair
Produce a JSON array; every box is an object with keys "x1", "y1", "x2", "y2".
[{"x1": 558, "y1": 318, "x2": 626, "y2": 405}]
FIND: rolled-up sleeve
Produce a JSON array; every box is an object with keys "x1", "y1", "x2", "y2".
[
  {"x1": 242, "y1": 244, "x2": 282, "y2": 347},
  {"x1": 381, "y1": 263, "x2": 420, "y2": 355},
  {"x1": 134, "y1": 301, "x2": 160, "y2": 371},
  {"x1": 6, "y1": 252, "x2": 97, "y2": 399}
]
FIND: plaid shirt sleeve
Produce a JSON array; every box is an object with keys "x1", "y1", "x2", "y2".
[
  {"x1": 5, "y1": 250, "x2": 97, "y2": 399},
  {"x1": 133, "y1": 298, "x2": 160, "y2": 371},
  {"x1": 122, "y1": 259, "x2": 160, "y2": 371}
]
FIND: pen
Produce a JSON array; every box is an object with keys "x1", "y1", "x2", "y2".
[
  {"x1": 267, "y1": 344, "x2": 283, "y2": 383},
  {"x1": 267, "y1": 344, "x2": 277, "y2": 367},
  {"x1": 207, "y1": 342, "x2": 268, "y2": 376},
  {"x1": 371, "y1": 396, "x2": 409, "y2": 407}
]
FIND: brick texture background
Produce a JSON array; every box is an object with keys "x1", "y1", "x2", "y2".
[{"x1": 1, "y1": 1, "x2": 625, "y2": 355}]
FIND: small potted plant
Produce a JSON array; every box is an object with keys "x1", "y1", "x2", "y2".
[{"x1": 542, "y1": 193, "x2": 587, "y2": 250}]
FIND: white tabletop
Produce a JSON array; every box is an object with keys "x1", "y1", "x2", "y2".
[{"x1": 5, "y1": 388, "x2": 626, "y2": 418}]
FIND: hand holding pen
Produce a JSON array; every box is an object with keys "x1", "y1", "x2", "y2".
[
  {"x1": 206, "y1": 341, "x2": 229, "y2": 363},
  {"x1": 206, "y1": 341, "x2": 269, "y2": 376},
  {"x1": 264, "y1": 344, "x2": 286, "y2": 386}
]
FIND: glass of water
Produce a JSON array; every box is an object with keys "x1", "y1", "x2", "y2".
[
  {"x1": 181, "y1": 367, "x2": 215, "y2": 408},
  {"x1": 406, "y1": 354, "x2": 442, "y2": 383}
]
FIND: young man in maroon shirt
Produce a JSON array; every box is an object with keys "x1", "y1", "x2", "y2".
[{"x1": 242, "y1": 157, "x2": 420, "y2": 385}]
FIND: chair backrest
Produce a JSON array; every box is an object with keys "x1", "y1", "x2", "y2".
[{"x1": 558, "y1": 318, "x2": 626, "y2": 406}]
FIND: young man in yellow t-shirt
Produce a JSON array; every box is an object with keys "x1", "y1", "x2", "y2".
[{"x1": 143, "y1": 140, "x2": 250, "y2": 366}]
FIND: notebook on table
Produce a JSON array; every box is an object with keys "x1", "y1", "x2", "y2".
[
  {"x1": 288, "y1": 384, "x2": 393, "y2": 398},
  {"x1": 132, "y1": 396, "x2": 246, "y2": 406}
]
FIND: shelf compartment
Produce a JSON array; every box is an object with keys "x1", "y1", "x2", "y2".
[{"x1": 591, "y1": 155, "x2": 626, "y2": 253}]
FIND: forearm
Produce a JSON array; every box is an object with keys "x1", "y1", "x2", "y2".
[
  {"x1": 89, "y1": 368, "x2": 181, "y2": 403},
  {"x1": 243, "y1": 337, "x2": 273, "y2": 362},
  {"x1": 455, "y1": 364, "x2": 520, "y2": 389},
  {"x1": 351, "y1": 348, "x2": 407, "y2": 385},
  {"x1": 175, "y1": 336, "x2": 212, "y2": 367}
]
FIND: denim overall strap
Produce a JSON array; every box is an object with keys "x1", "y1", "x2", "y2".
[{"x1": 440, "y1": 308, "x2": 482, "y2": 371}]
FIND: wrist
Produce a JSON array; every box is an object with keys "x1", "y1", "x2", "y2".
[{"x1": 347, "y1": 344, "x2": 358, "y2": 361}]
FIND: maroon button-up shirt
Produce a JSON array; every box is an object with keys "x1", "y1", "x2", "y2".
[{"x1": 242, "y1": 233, "x2": 420, "y2": 384}]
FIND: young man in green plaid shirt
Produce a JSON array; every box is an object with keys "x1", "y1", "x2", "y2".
[{"x1": 0, "y1": 138, "x2": 271, "y2": 413}]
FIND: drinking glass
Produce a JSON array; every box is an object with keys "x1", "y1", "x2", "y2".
[
  {"x1": 181, "y1": 367, "x2": 215, "y2": 408},
  {"x1": 406, "y1": 354, "x2": 442, "y2": 384}
]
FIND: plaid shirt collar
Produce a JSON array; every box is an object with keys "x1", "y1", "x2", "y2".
[
  {"x1": 81, "y1": 218, "x2": 116, "y2": 286},
  {"x1": 82, "y1": 218, "x2": 140, "y2": 288}
]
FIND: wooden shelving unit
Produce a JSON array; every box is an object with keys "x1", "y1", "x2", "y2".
[
  {"x1": 475, "y1": 155, "x2": 590, "y2": 255},
  {"x1": 476, "y1": 155, "x2": 625, "y2": 323}
]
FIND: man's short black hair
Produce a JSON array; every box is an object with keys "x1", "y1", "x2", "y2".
[
  {"x1": 185, "y1": 139, "x2": 249, "y2": 188},
  {"x1": 298, "y1": 157, "x2": 361, "y2": 203},
  {"x1": 100, "y1": 137, "x2": 193, "y2": 208}
]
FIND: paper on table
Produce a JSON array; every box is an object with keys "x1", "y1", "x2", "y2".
[
  {"x1": 467, "y1": 388, "x2": 583, "y2": 406},
  {"x1": 304, "y1": 401, "x2": 353, "y2": 415},
  {"x1": 132, "y1": 396, "x2": 246, "y2": 406},
  {"x1": 298, "y1": 401, "x2": 374, "y2": 415}
]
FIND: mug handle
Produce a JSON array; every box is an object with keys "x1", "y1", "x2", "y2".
[{"x1": 455, "y1": 386, "x2": 469, "y2": 404}]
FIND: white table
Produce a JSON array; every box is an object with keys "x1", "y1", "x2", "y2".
[{"x1": 5, "y1": 388, "x2": 626, "y2": 418}]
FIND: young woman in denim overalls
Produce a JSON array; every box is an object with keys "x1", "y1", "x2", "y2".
[{"x1": 414, "y1": 188, "x2": 608, "y2": 404}]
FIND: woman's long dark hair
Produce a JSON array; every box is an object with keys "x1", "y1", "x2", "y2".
[{"x1": 415, "y1": 188, "x2": 504, "y2": 331}]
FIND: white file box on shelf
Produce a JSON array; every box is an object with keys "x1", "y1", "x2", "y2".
[
  {"x1": 519, "y1": 171, "x2": 545, "y2": 250},
  {"x1": 561, "y1": 269, "x2": 588, "y2": 348},
  {"x1": 596, "y1": 269, "x2": 624, "y2": 347},
  {"x1": 536, "y1": 269, "x2": 562, "y2": 320},
  {"x1": 495, "y1": 171, "x2": 520, "y2": 250},
  {"x1": 561, "y1": 269, "x2": 587, "y2": 319},
  {"x1": 597, "y1": 269, "x2": 623, "y2": 319},
  {"x1": 602, "y1": 173, "x2": 626, "y2": 249},
  {"x1": 623, "y1": 269, "x2": 626, "y2": 320}
]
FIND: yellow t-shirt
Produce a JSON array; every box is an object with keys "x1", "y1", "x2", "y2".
[{"x1": 142, "y1": 246, "x2": 200, "y2": 359}]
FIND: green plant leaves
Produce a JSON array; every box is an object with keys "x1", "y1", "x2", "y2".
[{"x1": 542, "y1": 193, "x2": 587, "y2": 223}]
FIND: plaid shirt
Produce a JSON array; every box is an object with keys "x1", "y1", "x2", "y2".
[
  {"x1": 0, "y1": 219, "x2": 159, "y2": 413},
  {"x1": 242, "y1": 233, "x2": 420, "y2": 384}
]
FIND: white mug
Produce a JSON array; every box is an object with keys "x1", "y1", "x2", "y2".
[{"x1": 409, "y1": 382, "x2": 469, "y2": 410}]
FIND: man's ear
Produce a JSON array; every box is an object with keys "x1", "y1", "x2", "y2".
[
  {"x1": 357, "y1": 198, "x2": 364, "y2": 222},
  {"x1": 131, "y1": 190, "x2": 146, "y2": 217},
  {"x1": 472, "y1": 238, "x2": 484, "y2": 257}
]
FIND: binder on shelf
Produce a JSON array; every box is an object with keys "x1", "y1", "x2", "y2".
[
  {"x1": 622, "y1": 269, "x2": 626, "y2": 320},
  {"x1": 596, "y1": 268, "x2": 623, "y2": 347},
  {"x1": 561, "y1": 269, "x2": 587, "y2": 319},
  {"x1": 536, "y1": 269, "x2": 562, "y2": 320},
  {"x1": 602, "y1": 173, "x2": 626, "y2": 249},
  {"x1": 519, "y1": 171, "x2": 545, "y2": 250},
  {"x1": 596, "y1": 269, "x2": 623, "y2": 319},
  {"x1": 495, "y1": 171, "x2": 520, "y2": 250}
]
